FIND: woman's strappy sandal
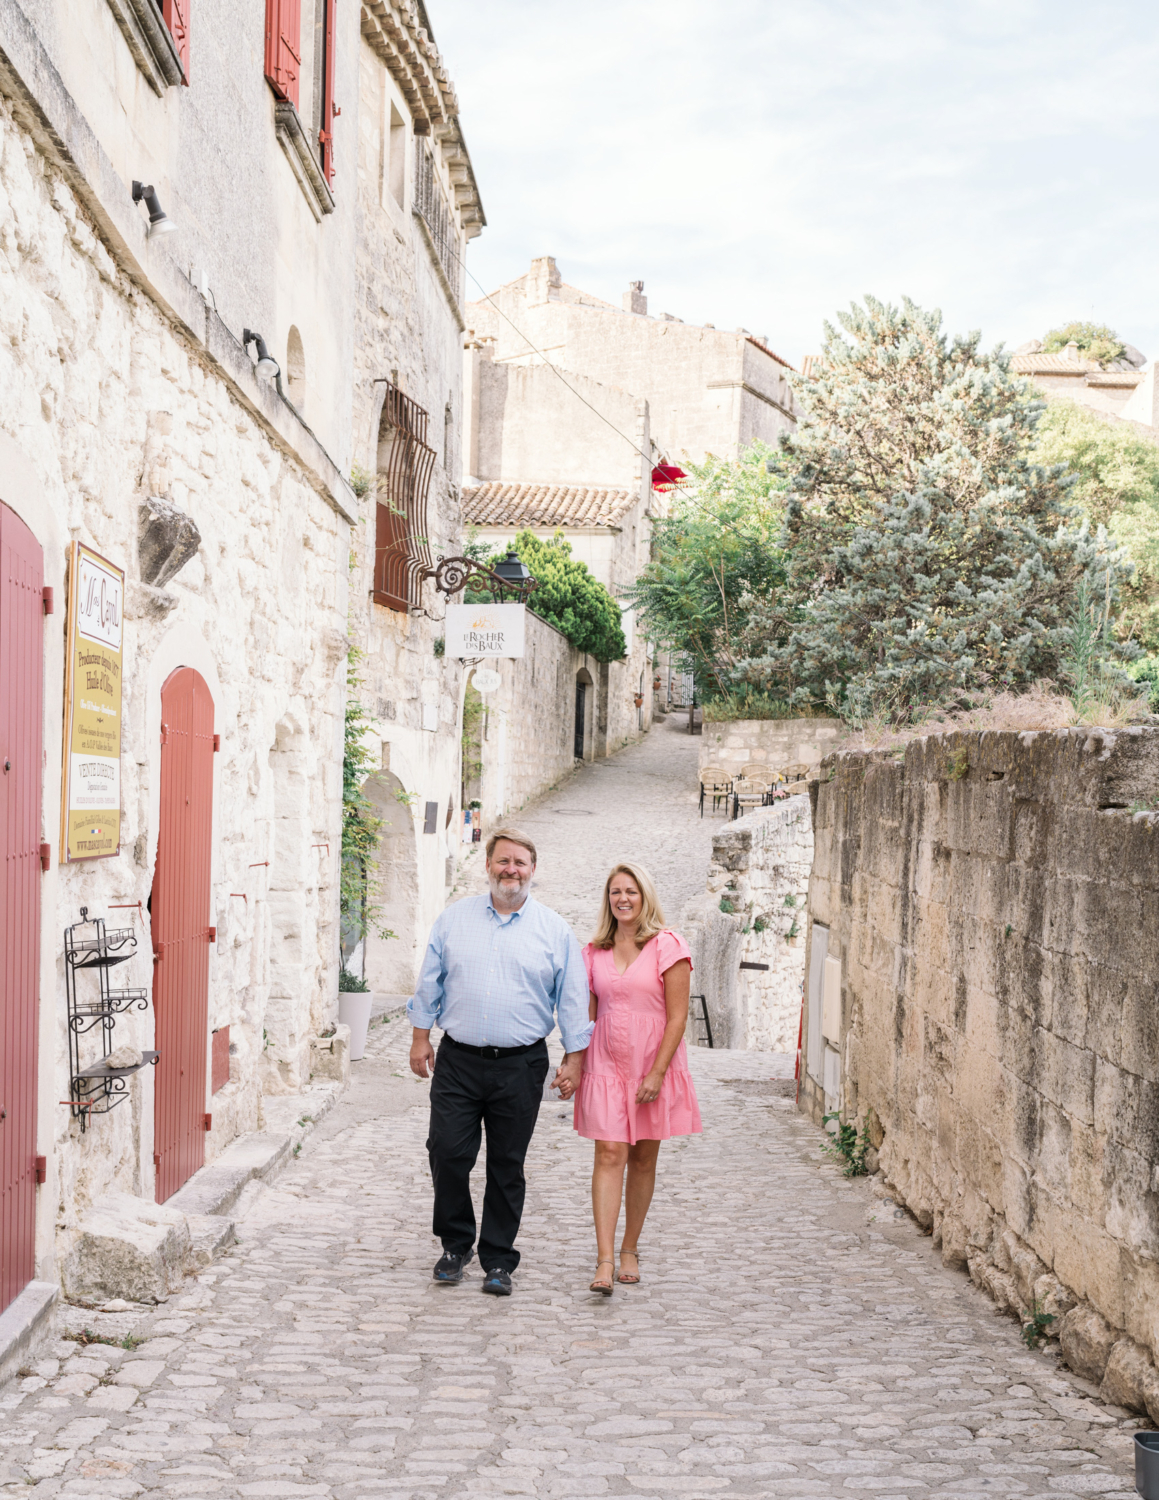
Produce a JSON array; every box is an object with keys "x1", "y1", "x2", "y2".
[
  {"x1": 617, "y1": 1248, "x2": 641, "y2": 1285},
  {"x1": 589, "y1": 1259, "x2": 615, "y2": 1296}
]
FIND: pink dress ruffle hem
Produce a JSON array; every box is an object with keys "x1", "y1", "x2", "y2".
[{"x1": 573, "y1": 929, "x2": 703, "y2": 1145}]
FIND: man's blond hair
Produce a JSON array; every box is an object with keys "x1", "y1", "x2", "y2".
[{"x1": 485, "y1": 827, "x2": 538, "y2": 864}]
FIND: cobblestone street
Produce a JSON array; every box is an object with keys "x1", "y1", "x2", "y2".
[{"x1": 1, "y1": 727, "x2": 1143, "y2": 1499}]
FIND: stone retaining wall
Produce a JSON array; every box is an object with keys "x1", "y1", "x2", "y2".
[
  {"x1": 682, "y1": 796, "x2": 812, "y2": 1051},
  {"x1": 802, "y1": 727, "x2": 1159, "y2": 1417},
  {"x1": 699, "y1": 717, "x2": 847, "y2": 778}
]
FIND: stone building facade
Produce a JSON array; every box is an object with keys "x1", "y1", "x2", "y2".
[{"x1": 0, "y1": 0, "x2": 481, "y2": 1329}]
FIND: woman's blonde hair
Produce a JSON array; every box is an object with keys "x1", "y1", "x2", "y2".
[{"x1": 591, "y1": 862, "x2": 666, "y2": 949}]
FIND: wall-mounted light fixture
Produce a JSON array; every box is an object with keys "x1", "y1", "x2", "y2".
[
  {"x1": 131, "y1": 181, "x2": 177, "y2": 237},
  {"x1": 242, "y1": 330, "x2": 280, "y2": 383}
]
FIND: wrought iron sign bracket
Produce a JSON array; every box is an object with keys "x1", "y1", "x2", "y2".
[{"x1": 421, "y1": 555, "x2": 538, "y2": 601}]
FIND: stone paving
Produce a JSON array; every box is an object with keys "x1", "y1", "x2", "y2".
[{"x1": 0, "y1": 724, "x2": 1145, "y2": 1498}]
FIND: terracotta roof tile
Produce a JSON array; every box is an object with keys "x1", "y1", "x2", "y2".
[
  {"x1": 462, "y1": 481, "x2": 637, "y2": 530},
  {"x1": 1011, "y1": 353, "x2": 1101, "y2": 375},
  {"x1": 1085, "y1": 371, "x2": 1144, "y2": 387}
]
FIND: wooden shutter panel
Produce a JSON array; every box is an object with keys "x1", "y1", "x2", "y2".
[
  {"x1": 374, "y1": 501, "x2": 409, "y2": 613},
  {"x1": 264, "y1": 0, "x2": 301, "y2": 109},
  {"x1": 162, "y1": 0, "x2": 191, "y2": 81},
  {"x1": 318, "y1": 0, "x2": 337, "y2": 183}
]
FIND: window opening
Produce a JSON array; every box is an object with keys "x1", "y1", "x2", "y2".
[
  {"x1": 388, "y1": 104, "x2": 406, "y2": 207},
  {"x1": 286, "y1": 326, "x2": 306, "y2": 411},
  {"x1": 373, "y1": 382, "x2": 436, "y2": 613},
  {"x1": 414, "y1": 139, "x2": 461, "y2": 298}
]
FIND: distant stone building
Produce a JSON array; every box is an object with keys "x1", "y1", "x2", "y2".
[
  {"x1": 1010, "y1": 340, "x2": 1147, "y2": 421},
  {"x1": 466, "y1": 256, "x2": 798, "y2": 466}
]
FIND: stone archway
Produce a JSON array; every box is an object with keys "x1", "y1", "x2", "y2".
[{"x1": 361, "y1": 771, "x2": 420, "y2": 996}]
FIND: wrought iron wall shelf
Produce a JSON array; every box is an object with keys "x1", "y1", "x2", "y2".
[{"x1": 65, "y1": 907, "x2": 156, "y2": 1132}]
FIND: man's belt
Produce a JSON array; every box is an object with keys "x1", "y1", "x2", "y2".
[{"x1": 442, "y1": 1034, "x2": 546, "y2": 1060}]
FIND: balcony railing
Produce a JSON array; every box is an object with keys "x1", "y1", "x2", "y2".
[
  {"x1": 414, "y1": 140, "x2": 462, "y2": 303},
  {"x1": 373, "y1": 381, "x2": 436, "y2": 613}
]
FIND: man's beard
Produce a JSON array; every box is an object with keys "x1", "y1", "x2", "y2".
[{"x1": 490, "y1": 873, "x2": 529, "y2": 905}]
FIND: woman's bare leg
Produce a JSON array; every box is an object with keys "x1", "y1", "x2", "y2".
[
  {"x1": 592, "y1": 1140, "x2": 629, "y2": 1282},
  {"x1": 620, "y1": 1139, "x2": 661, "y2": 1270}
]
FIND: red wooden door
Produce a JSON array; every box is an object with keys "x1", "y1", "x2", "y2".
[
  {"x1": 153, "y1": 667, "x2": 214, "y2": 1203},
  {"x1": 0, "y1": 502, "x2": 43, "y2": 1313}
]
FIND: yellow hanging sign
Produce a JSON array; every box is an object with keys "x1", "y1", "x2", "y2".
[{"x1": 60, "y1": 541, "x2": 124, "y2": 862}]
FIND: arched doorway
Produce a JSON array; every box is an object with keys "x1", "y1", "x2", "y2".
[
  {"x1": 153, "y1": 667, "x2": 215, "y2": 1203},
  {"x1": 361, "y1": 771, "x2": 419, "y2": 995},
  {"x1": 0, "y1": 501, "x2": 43, "y2": 1312}
]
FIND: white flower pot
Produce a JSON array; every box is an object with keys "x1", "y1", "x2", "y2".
[{"x1": 338, "y1": 993, "x2": 373, "y2": 1061}]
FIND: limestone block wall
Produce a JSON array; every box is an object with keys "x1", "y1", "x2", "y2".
[
  {"x1": 699, "y1": 718, "x2": 848, "y2": 778},
  {"x1": 803, "y1": 727, "x2": 1159, "y2": 1417},
  {"x1": 0, "y1": 93, "x2": 347, "y2": 1280},
  {"x1": 681, "y1": 797, "x2": 812, "y2": 1051}
]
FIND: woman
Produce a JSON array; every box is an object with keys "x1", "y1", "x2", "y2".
[{"x1": 571, "y1": 861, "x2": 701, "y2": 1294}]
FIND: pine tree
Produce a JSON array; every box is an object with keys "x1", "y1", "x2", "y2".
[{"x1": 736, "y1": 296, "x2": 1134, "y2": 721}]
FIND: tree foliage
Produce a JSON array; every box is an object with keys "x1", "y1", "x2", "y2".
[
  {"x1": 624, "y1": 443, "x2": 788, "y2": 705},
  {"x1": 1042, "y1": 320, "x2": 1125, "y2": 367},
  {"x1": 1031, "y1": 400, "x2": 1159, "y2": 650},
  {"x1": 731, "y1": 296, "x2": 1135, "y2": 722},
  {"x1": 469, "y1": 529, "x2": 626, "y2": 662},
  {"x1": 341, "y1": 651, "x2": 394, "y2": 976}
]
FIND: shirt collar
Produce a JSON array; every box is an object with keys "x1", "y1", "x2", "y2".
[{"x1": 486, "y1": 893, "x2": 532, "y2": 924}]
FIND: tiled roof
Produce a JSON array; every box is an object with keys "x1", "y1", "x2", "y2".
[
  {"x1": 1011, "y1": 353, "x2": 1101, "y2": 375},
  {"x1": 1085, "y1": 371, "x2": 1144, "y2": 388},
  {"x1": 462, "y1": 481, "x2": 638, "y2": 530}
]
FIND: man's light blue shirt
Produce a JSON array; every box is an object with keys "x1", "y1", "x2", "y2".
[{"x1": 407, "y1": 893, "x2": 594, "y2": 1053}]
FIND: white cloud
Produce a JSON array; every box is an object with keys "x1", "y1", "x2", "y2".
[{"x1": 433, "y1": 0, "x2": 1159, "y2": 365}]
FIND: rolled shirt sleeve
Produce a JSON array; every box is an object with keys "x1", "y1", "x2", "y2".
[
  {"x1": 554, "y1": 927, "x2": 596, "y2": 1054},
  {"x1": 406, "y1": 917, "x2": 446, "y2": 1031}
]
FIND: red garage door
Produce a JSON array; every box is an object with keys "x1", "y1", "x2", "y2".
[
  {"x1": 0, "y1": 502, "x2": 43, "y2": 1313},
  {"x1": 153, "y1": 667, "x2": 215, "y2": 1203}
]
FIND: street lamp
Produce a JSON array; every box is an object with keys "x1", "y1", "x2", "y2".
[{"x1": 491, "y1": 552, "x2": 531, "y2": 590}]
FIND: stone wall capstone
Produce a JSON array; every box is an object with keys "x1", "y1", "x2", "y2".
[{"x1": 802, "y1": 727, "x2": 1159, "y2": 1418}]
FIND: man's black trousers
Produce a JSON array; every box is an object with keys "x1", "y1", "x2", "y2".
[{"x1": 427, "y1": 1037, "x2": 550, "y2": 1273}]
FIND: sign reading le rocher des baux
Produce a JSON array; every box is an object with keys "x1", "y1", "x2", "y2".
[
  {"x1": 444, "y1": 602, "x2": 525, "y2": 658},
  {"x1": 60, "y1": 541, "x2": 124, "y2": 862}
]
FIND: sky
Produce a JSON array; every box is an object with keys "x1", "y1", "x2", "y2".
[{"x1": 431, "y1": 0, "x2": 1159, "y2": 369}]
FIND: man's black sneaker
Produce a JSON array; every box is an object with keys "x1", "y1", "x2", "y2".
[
  {"x1": 481, "y1": 1268, "x2": 512, "y2": 1296},
  {"x1": 433, "y1": 1248, "x2": 473, "y2": 1283}
]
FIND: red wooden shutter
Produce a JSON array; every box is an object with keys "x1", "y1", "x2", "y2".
[
  {"x1": 264, "y1": 0, "x2": 301, "y2": 109},
  {"x1": 318, "y1": 0, "x2": 337, "y2": 183},
  {"x1": 162, "y1": 0, "x2": 191, "y2": 81},
  {"x1": 0, "y1": 502, "x2": 43, "y2": 1315},
  {"x1": 153, "y1": 667, "x2": 215, "y2": 1203}
]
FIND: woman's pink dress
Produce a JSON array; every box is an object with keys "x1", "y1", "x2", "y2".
[{"x1": 573, "y1": 929, "x2": 702, "y2": 1145}]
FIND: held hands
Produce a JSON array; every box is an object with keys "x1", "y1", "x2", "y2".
[
  {"x1": 553, "y1": 1055, "x2": 583, "y2": 1100},
  {"x1": 636, "y1": 1068, "x2": 665, "y2": 1105}
]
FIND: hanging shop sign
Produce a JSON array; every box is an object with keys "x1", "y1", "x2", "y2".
[
  {"x1": 445, "y1": 601, "x2": 525, "y2": 658},
  {"x1": 471, "y1": 667, "x2": 502, "y2": 695},
  {"x1": 60, "y1": 541, "x2": 124, "y2": 862}
]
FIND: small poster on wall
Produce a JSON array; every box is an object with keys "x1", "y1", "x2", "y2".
[
  {"x1": 444, "y1": 601, "x2": 525, "y2": 658},
  {"x1": 60, "y1": 541, "x2": 124, "y2": 862}
]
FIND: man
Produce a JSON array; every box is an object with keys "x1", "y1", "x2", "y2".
[{"x1": 408, "y1": 828, "x2": 592, "y2": 1296}]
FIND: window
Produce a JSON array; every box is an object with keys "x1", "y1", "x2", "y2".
[
  {"x1": 373, "y1": 383, "x2": 436, "y2": 613},
  {"x1": 388, "y1": 105, "x2": 406, "y2": 208},
  {"x1": 313, "y1": 0, "x2": 337, "y2": 186},
  {"x1": 414, "y1": 140, "x2": 462, "y2": 302},
  {"x1": 267, "y1": 0, "x2": 334, "y2": 218},
  {"x1": 104, "y1": 0, "x2": 189, "y2": 93}
]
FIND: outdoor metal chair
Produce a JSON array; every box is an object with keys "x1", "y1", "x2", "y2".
[
  {"x1": 698, "y1": 766, "x2": 733, "y2": 817},
  {"x1": 731, "y1": 777, "x2": 767, "y2": 820}
]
